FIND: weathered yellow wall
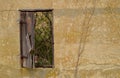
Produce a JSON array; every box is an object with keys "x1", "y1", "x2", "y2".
[{"x1": 0, "y1": 0, "x2": 120, "y2": 78}]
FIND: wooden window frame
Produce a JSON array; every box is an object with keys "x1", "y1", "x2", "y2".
[{"x1": 19, "y1": 9, "x2": 54, "y2": 68}]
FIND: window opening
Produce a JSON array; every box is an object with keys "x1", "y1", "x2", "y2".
[{"x1": 20, "y1": 10, "x2": 54, "y2": 68}]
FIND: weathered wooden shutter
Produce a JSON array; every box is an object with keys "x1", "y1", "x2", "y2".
[{"x1": 20, "y1": 11, "x2": 35, "y2": 68}]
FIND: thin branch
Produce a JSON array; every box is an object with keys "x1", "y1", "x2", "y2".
[{"x1": 74, "y1": 0, "x2": 96, "y2": 78}]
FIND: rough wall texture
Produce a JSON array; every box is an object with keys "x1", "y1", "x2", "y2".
[{"x1": 0, "y1": 0, "x2": 120, "y2": 78}]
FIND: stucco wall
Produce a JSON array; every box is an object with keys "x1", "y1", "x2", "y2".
[{"x1": 0, "y1": 0, "x2": 120, "y2": 78}]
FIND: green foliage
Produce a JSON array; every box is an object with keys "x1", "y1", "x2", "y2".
[{"x1": 34, "y1": 12, "x2": 53, "y2": 67}]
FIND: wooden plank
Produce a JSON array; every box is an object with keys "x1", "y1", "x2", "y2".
[
  {"x1": 25, "y1": 12, "x2": 35, "y2": 68},
  {"x1": 20, "y1": 11, "x2": 35, "y2": 68}
]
